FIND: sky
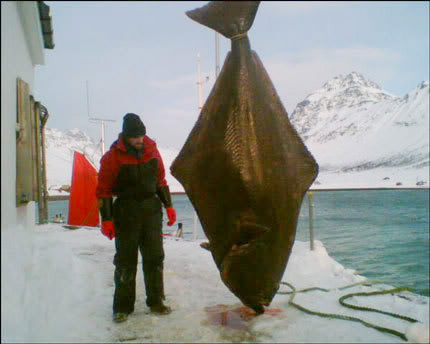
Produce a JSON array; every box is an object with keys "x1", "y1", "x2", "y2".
[{"x1": 34, "y1": 1, "x2": 429, "y2": 151}]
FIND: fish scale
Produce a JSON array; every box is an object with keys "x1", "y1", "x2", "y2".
[{"x1": 171, "y1": 1, "x2": 318, "y2": 313}]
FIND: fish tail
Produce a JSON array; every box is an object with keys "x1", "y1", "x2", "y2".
[{"x1": 185, "y1": 1, "x2": 260, "y2": 39}]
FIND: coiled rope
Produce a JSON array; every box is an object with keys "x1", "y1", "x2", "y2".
[{"x1": 278, "y1": 281, "x2": 419, "y2": 341}]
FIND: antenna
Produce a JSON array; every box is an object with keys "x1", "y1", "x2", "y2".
[
  {"x1": 215, "y1": 32, "x2": 220, "y2": 78},
  {"x1": 193, "y1": 53, "x2": 210, "y2": 241},
  {"x1": 86, "y1": 81, "x2": 116, "y2": 156},
  {"x1": 196, "y1": 53, "x2": 209, "y2": 112},
  {"x1": 197, "y1": 53, "x2": 203, "y2": 111},
  {"x1": 86, "y1": 80, "x2": 90, "y2": 117}
]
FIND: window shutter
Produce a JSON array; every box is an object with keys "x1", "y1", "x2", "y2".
[{"x1": 16, "y1": 78, "x2": 36, "y2": 205}]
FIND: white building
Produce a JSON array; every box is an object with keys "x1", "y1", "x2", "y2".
[{"x1": 1, "y1": 1, "x2": 54, "y2": 230}]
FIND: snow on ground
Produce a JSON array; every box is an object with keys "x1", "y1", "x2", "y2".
[{"x1": 2, "y1": 224, "x2": 429, "y2": 343}]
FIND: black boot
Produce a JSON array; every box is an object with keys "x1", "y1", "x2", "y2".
[
  {"x1": 150, "y1": 302, "x2": 171, "y2": 315},
  {"x1": 143, "y1": 264, "x2": 171, "y2": 315},
  {"x1": 112, "y1": 312, "x2": 128, "y2": 323},
  {"x1": 113, "y1": 266, "x2": 137, "y2": 315}
]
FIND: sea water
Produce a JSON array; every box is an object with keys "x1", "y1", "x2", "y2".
[
  {"x1": 37, "y1": 190, "x2": 429, "y2": 296},
  {"x1": 295, "y1": 189, "x2": 429, "y2": 297}
]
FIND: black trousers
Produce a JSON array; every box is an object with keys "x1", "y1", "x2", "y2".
[{"x1": 112, "y1": 196, "x2": 165, "y2": 314}]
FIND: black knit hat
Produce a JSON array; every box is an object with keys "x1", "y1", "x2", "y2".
[{"x1": 122, "y1": 113, "x2": 146, "y2": 137}]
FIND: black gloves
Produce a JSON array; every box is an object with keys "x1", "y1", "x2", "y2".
[
  {"x1": 156, "y1": 185, "x2": 173, "y2": 208},
  {"x1": 98, "y1": 197, "x2": 113, "y2": 222}
]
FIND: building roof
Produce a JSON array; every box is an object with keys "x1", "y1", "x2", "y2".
[{"x1": 37, "y1": 1, "x2": 54, "y2": 49}]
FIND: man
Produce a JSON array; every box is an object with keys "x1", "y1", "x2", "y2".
[
  {"x1": 175, "y1": 222, "x2": 184, "y2": 238},
  {"x1": 96, "y1": 113, "x2": 177, "y2": 323}
]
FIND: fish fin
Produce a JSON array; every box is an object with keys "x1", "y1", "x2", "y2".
[
  {"x1": 238, "y1": 221, "x2": 270, "y2": 244},
  {"x1": 200, "y1": 242, "x2": 211, "y2": 251},
  {"x1": 185, "y1": 1, "x2": 260, "y2": 39}
]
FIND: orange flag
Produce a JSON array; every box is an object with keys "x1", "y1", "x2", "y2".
[{"x1": 68, "y1": 151, "x2": 100, "y2": 227}]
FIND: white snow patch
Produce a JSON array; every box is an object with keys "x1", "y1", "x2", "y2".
[
  {"x1": 406, "y1": 322, "x2": 430, "y2": 343},
  {"x1": 2, "y1": 224, "x2": 429, "y2": 343}
]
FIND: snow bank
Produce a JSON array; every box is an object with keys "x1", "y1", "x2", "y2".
[
  {"x1": 1, "y1": 225, "x2": 108, "y2": 342},
  {"x1": 406, "y1": 323, "x2": 430, "y2": 344},
  {"x1": 2, "y1": 224, "x2": 429, "y2": 343}
]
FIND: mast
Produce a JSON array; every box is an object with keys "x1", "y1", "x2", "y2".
[
  {"x1": 197, "y1": 53, "x2": 204, "y2": 111},
  {"x1": 193, "y1": 53, "x2": 210, "y2": 240},
  {"x1": 86, "y1": 81, "x2": 115, "y2": 156},
  {"x1": 86, "y1": 80, "x2": 90, "y2": 117},
  {"x1": 215, "y1": 32, "x2": 220, "y2": 78},
  {"x1": 89, "y1": 117, "x2": 114, "y2": 155}
]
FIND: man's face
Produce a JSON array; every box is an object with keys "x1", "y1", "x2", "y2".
[{"x1": 127, "y1": 136, "x2": 145, "y2": 150}]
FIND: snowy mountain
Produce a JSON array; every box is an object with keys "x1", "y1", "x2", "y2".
[
  {"x1": 45, "y1": 128, "x2": 101, "y2": 195},
  {"x1": 45, "y1": 128, "x2": 182, "y2": 195},
  {"x1": 289, "y1": 72, "x2": 429, "y2": 187},
  {"x1": 45, "y1": 72, "x2": 429, "y2": 194}
]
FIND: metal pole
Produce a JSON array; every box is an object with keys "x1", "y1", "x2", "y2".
[
  {"x1": 197, "y1": 53, "x2": 203, "y2": 111},
  {"x1": 40, "y1": 105, "x2": 49, "y2": 223},
  {"x1": 192, "y1": 53, "x2": 206, "y2": 240},
  {"x1": 307, "y1": 192, "x2": 315, "y2": 250},
  {"x1": 101, "y1": 120, "x2": 105, "y2": 155},
  {"x1": 193, "y1": 212, "x2": 198, "y2": 241},
  {"x1": 86, "y1": 81, "x2": 115, "y2": 156},
  {"x1": 34, "y1": 102, "x2": 43, "y2": 222},
  {"x1": 215, "y1": 32, "x2": 220, "y2": 78},
  {"x1": 89, "y1": 118, "x2": 115, "y2": 157},
  {"x1": 86, "y1": 80, "x2": 90, "y2": 117}
]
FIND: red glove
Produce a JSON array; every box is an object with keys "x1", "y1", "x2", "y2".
[
  {"x1": 101, "y1": 220, "x2": 115, "y2": 240},
  {"x1": 166, "y1": 207, "x2": 177, "y2": 226}
]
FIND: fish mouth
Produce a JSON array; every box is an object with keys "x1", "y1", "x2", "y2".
[
  {"x1": 220, "y1": 242, "x2": 273, "y2": 314},
  {"x1": 200, "y1": 237, "x2": 258, "y2": 259},
  {"x1": 219, "y1": 234, "x2": 264, "y2": 278},
  {"x1": 227, "y1": 241, "x2": 254, "y2": 257},
  {"x1": 219, "y1": 224, "x2": 274, "y2": 311},
  {"x1": 225, "y1": 221, "x2": 270, "y2": 257},
  {"x1": 201, "y1": 221, "x2": 270, "y2": 258}
]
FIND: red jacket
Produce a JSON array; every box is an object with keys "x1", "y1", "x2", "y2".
[{"x1": 96, "y1": 135, "x2": 168, "y2": 199}]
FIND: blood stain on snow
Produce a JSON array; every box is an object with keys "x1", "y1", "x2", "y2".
[{"x1": 205, "y1": 304, "x2": 282, "y2": 330}]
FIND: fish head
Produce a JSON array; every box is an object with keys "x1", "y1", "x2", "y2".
[{"x1": 218, "y1": 222, "x2": 286, "y2": 313}]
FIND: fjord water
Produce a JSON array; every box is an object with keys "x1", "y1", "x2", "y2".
[
  {"x1": 41, "y1": 190, "x2": 429, "y2": 296},
  {"x1": 295, "y1": 189, "x2": 429, "y2": 296}
]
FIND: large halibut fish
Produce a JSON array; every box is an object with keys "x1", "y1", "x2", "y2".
[{"x1": 171, "y1": 1, "x2": 319, "y2": 314}]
